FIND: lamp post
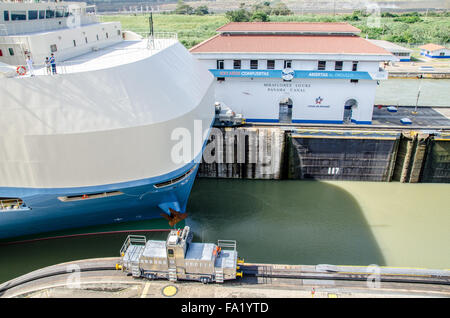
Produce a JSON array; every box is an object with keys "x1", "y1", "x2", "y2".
[{"x1": 412, "y1": 74, "x2": 423, "y2": 115}]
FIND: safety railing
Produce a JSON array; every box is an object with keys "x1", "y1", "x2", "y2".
[
  {"x1": 146, "y1": 32, "x2": 178, "y2": 50},
  {"x1": 217, "y1": 240, "x2": 237, "y2": 251},
  {"x1": 120, "y1": 235, "x2": 146, "y2": 258},
  {"x1": 8, "y1": 36, "x2": 177, "y2": 77}
]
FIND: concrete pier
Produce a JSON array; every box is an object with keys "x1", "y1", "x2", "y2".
[
  {"x1": 1, "y1": 258, "x2": 449, "y2": 298},
  {"x1": 198, "y1": 127, "x2": 285, "y2": 179}
]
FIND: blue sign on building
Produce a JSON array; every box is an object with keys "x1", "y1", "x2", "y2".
[{"x1": 209, "y1": 69, "x2": 373, "y2": 80}]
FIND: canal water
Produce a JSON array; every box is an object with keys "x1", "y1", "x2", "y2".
[
  {"x1": 375, "y1": 78, "x2": 450, "y2": 107},
  {"x1": 1, "y1": 178, "x2": 449, "y2": 284}
]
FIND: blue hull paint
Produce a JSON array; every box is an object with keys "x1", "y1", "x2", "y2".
[{"x1": 0, "y1": 161, "x2": 200, "y2": 239}]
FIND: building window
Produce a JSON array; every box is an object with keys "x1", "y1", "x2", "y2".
[
  {"x1": 352, "y1": 61, "x2": 358, "y2": 71},
  {"x1": 73, "y1": 40, "x2": 76, "y2": 47},
  {"x1": 216, "y1": 60, "x2": 224, "y2": 69},
  {"x1": 350, "y1": 79, "x2": 359, "y2": 83},
  {"x1": 335, "y1": 61, "x2": 343, "y2": 71},
  {"x1": 56, "y1": 10, "x2": 64, "y2": 18},
  {"x1": 11, "y1": 11, "x2": 26, "y2": 21},
  {"x1": 3, "y1": 11, "x2": 9, "y2": 21},
  {"x1": 39, "y1": 10, "x2": 45, "y2": 19},
  {"x1": 267, "y1": 60, "x2": 275, "y2": 69},
  {"x1": 50, "y1": 44, "x2": 57, "y2": 52},
  {"x1": 8, "y1": 48, "x2": 14, "y2": 56},
  {"x1": 233, "y1": 60, "x2": 241, "y2": 69},
  {"x1": 28, "y1": 10, "x2": 38, "y2": 20},
  {"x1": 318, "y1": 61, "x2": 326, "y2": 70},
  {"x1": 250, "y1": 60, "x2": 258, "y2": 69},
  {"x1": 284, "y1": 60, "x2": 292, "y2": 68},
  {"x1": 46, "y1": 10, "x2": 55, "y2": 19}
]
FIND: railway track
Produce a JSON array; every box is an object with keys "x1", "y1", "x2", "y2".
[
  {"x1": 1, "y1": 259, "x2": 449, "y2": 296},
  {"x1": 240, "y1": 264, "x2": 450, "y2": 286}
]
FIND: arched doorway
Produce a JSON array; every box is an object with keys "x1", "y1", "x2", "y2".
[
  {"x1": 279, "y1": 98, "x2": 293, "y2": 123},
  {"x1": 343, "y1": 99, "x2": 357, "y2": 124}
]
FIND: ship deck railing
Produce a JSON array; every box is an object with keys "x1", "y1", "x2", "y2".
[
  {"x1": 120, "y1": 235, "x2": 147, "y2": 257},
  {"x1": 3, "y1": 34, "x2": 178, "y2": 77}
]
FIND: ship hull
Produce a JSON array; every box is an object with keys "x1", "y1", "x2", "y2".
[
  {"x1": 0, "y1": 160, "x2": 200, "y2": 239},
  {"x1": 0, "y1": 41, "x2": 215, "y2": 239}
]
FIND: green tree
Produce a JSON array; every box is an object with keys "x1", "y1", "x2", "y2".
[
  {"x1": 272, "y1": 2, "x2": 292, "y2": 16},
  {"x1": 225, "y1": 9, "x2": 251, "y2": 22},
  {"x1": 175, "y1": 0, "x2": 194, "y2": 15},
  {"x1": 251, "y1": 11, "x2": 270, "y2": 22},
  {"x1": 194, "y1": 5, "x2": 209, "y2": 16},
  {"x1": 251, "y1": 1, "x2": 272, "y2": 15}
]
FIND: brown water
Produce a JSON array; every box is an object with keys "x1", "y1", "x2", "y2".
[{"x1": 0, "y1": 178, "x2": 449, "y2": 284}]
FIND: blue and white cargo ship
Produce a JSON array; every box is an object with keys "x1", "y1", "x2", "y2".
[{"x1": 0, "y1": 1, "x2": 214, "y2": 239}]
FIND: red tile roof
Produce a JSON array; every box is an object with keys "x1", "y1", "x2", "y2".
[
  {"x1": 419, "y1": 43, "x2": 446, "y2": 51},
  {"x1": 216, "y1": 22, "x2": 361, "y2": 34},
  {"x1": 190, "y1": 34, "x2": 392, "y2": 55}
]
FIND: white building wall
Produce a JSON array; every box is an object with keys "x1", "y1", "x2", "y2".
[
  {"x1": 430, "y1": 48, "x2": 450, "y2": 57},
  {"x1": 214, "y1": 77, "x2": 376, "y2": 124},
  {"x1": 421, "y1": 48, "x2": 450, "y2": 57},
  {"x1": 194, "y1": 53, "x2": 388, "y2": 125}
]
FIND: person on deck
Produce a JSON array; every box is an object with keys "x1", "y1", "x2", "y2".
[
  {"x1": 49, "y1": 53, "x2": 57, "y2": 75},
  {"x1": 44, "y1": 57, "x2": 51, "y2": 75},
  {"x1": 26, "y1": 56, "x2": 34, "y2": 77}
]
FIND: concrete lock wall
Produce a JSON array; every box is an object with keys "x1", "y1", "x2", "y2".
[
  {"x1": 198, "y1": 127, "x2": 450, "y2": 183},
  {"x1": 393, "y1": 132, "x2": 450, "y2": 183},
  {"x1": 286, "y1": 134, "x2": 400, "y2": 182},
  {"x1": 198, "y1": 127, "x2": 285, "y2": 179}
]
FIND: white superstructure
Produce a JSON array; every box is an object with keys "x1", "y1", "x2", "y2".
[
  {"x1": 0, "y1": 1, "x2": 215, "y2": 239},
  {"x1": 0, "y1": 0, "x2": 123, "y2": 65}
]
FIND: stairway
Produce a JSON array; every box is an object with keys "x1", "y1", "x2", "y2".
[
  {"x1": 168, "y1": 267, "x2": 177, "y2": 282},
  {"x1": 131, "y1": 263, "x2": 141, "y2": 278},
  {"x1": 215, "y1": 269, "x2": 224, "y2": 283}
]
